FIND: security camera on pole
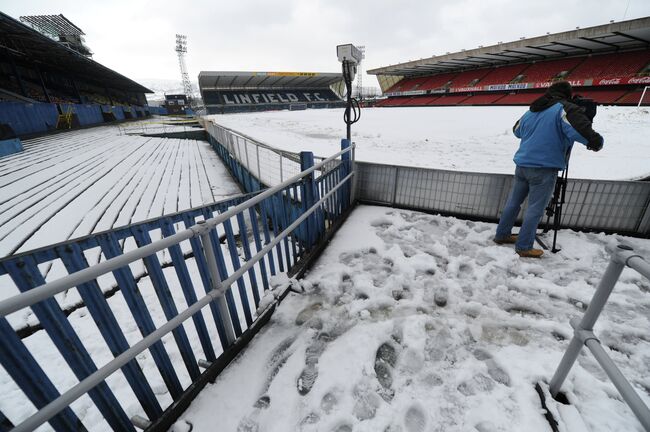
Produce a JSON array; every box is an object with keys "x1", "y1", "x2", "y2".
[{"x1": 336, "y1": 44, "x2": 363, "y2": 141}]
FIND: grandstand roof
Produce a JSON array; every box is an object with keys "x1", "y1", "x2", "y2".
[
  {"x1": 0, "y1": 12, "x2": 151, "y2": 93},
  {"x1": 368, "y1": 17, "x2": 650, "y2": 77},
  {"x1": 198, "y1": 71, "x2": 344, "y2": 90}
]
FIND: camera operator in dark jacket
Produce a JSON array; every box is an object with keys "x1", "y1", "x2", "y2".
[{"x1": 494, "y1": 81, "x2": 603, "y2": 258}]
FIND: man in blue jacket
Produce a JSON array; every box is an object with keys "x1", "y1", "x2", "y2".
[{"x1": 494, "y1": 81, "x2": 603, "y2": 257}]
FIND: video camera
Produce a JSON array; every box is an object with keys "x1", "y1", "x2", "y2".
[{"x1": 572, "y1": 95, "x2": 597, "y2": 121}]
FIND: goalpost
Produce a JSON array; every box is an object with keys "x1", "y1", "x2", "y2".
[{"x1": 638, "y1": 86, "x2": 650, "y2": 108}]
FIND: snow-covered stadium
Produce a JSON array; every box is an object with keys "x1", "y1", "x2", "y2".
[{"x1": 0, "y1": 10, "x2": 649, "y2": 432}]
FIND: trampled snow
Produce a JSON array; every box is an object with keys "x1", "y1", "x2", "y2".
[
  {"x1": 206, "y1": 106, "x2": 650, "y2": 181},
  {"x1": 177, "y1": 206, "x2": 650, "y2": 432},
  {"x1": 0, "y1": 125, "x2": 241, "y2": 257}
]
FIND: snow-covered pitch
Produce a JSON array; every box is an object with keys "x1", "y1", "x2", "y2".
[
  {"x1": 207, "y1": 106, "x2": 650, "y2": 181},
  {"x1": 0, "y1": 125, "x2": 241, "y2": 257},
  {"x1": 177, "y1": 205, "x2": 650, "y2": 432}
]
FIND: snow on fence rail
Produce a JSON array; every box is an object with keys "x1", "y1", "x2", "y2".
[
  {"x1": 0, "y1": 142, "x2": 355, "y2": 431},
  {"x1": 200, "y1": 118, "x2": 341, "y2": 190},
  {"x1": 355, "y1": 162, "x2": 650, "y2": 237}
]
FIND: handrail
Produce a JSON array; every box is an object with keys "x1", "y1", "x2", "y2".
[
  {"x1": 0, "y1": 139, "x2": 355, "y2": 432},
  {"x1": 549, "y1": 244, "x2": 650, "y2": 431},
  {"x1": 7, "y1": 170, "x2": 354, "y2": 432},
  {"x1": 0, "y1": 145, "x2": 352, "y2": 318}
]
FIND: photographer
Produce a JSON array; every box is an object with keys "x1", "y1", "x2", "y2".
[{"x1": 493, "y1": 81, "x2": 603, "y2": 258}]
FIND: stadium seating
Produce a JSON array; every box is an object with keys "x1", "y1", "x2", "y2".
[
  {"x1": 615, "y1": 90, "x2": 648, "y2": 105},
  {"x1": 572, "y1": 89, "x2": 628, "y2": 103},
  {"x1": 494, "y1": 92, "x2": 544, "y2": 105},
  {"x1": 385, "y1": 76, "x2": 431, "y2": 93},
  {"x1": 400, "y1": 95, "x2": 441, "y2": 105},
  {"x1": 427, "y1": 94, "x2": 471, "y2": 105},
  {"x1": 478, "y1": 64, "x2": 530, "y2": 86},
  {"x1": 451, "y1": 69, "x2": 491, "y2": 87},
  {"x1": 520, "y1": 57, "x2": 585, "y2": 83},
  {"x1": 458, "y1": 93, "x2": 508, "y2": 105},
  {"x1": 419, "y1": 72, "x2": 460, "y2": 90},
  {"x1": 568, "y1": 50, "x2": 650, "y2": 80}
]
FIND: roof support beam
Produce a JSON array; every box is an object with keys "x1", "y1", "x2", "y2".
[
  {"x1": 504, "y1": 49, "x2": 546, "y2": 59},
  {"x1": 525, "y1": 45, "x2": 569, "y2": 56},
  {"x1": 551, "y1": 41, "x2": 592, "y2": 53},
  {"x1": 579, "y1": 36, "x2": 620, "y2": 49},
  {"x1": 613, "y1": 31, "x2": 650, "y2": 45}
]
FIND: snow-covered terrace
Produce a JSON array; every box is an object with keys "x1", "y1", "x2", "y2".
[
  {"x1": 0, "y1": 125, "x2": 241, "y2": 257},
  {"x1": 178, "y1": 206, "x2": 650, "y2": 432}
]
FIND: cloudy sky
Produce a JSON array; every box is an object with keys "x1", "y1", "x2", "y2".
[{"x1": 2, "y1": 0, "x2": 650, "y2": 88}]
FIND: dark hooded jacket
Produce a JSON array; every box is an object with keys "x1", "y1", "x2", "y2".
[{"x1": 512, "y1": 90, "x2": 604, "y2": 169}]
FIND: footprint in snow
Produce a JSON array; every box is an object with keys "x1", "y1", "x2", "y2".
[
  {"x1": 404, "y1": 405, "x2": 427, "y2": 432},
  {"x1": 375, "y1": 341, "x2": 398, "y2": 402},
  {"x1": 320, "y1": 390, "x2": 340, "y2": 414},
  {"x1": 472, "y1": 349, "x2": 511, "y2": 387},
  {"x1": 352, "y1": 380, "x2": 382, "y2": 420},
  {"x1": 331, "y1": 423, "x2": 353, "y2": 432}
]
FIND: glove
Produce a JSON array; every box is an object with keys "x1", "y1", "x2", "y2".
[{"x1": 587, "y1": 135, "x2": 603, "y2": 152}]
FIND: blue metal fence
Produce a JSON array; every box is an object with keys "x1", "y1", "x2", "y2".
[
  {"x1": 0, "y1": 101, "x2": 59, "y2": 136},
  {"x1": 0, "y1": 135, "x2": 354, "y2": 431}
]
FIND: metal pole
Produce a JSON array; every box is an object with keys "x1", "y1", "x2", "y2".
[
  {"x1": 585, "y1": 338, "x2": 650, "y2": 430},
  {"x1": 638, "y1": 86, "x2": 649, "y2": 109},
  {"x1": 549, "y1": 245, "x2": 630, "y2": 396},
  {"x1": 198, "y1": 223, "x2": 236, "y2": 346},
  {"x1": 256, "y1": 145, "x2": 261, "y2": 183}
]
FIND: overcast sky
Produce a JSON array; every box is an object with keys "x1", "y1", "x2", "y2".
[{"x1": 2, "y1": 0, "x2": 650, "y2": 88}]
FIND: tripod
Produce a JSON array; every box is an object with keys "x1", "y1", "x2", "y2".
[{"x1": 538, "y1": 151, "x2": 571, "y2": 253}]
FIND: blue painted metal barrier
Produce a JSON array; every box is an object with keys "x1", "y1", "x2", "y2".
[
  {"x1": 59, "y1": 103, "x2": 104, "y2": 126},
  {"x1": 0, "y1": 101, "x2": 58, "y2": 136},
  {"x1": 0, "y1": 137, "x2": 354, "y2": 430},
  {"x1": 0, "y1": 138, "x2": 23, "y2": 157}
]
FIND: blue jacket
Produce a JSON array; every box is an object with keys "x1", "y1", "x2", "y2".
[{"x1": 513, "y1": 96, "x2": 603, "y2": 170}]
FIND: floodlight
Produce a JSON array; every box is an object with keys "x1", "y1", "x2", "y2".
[{"x1": 337, "y1": 44, "x2": 363, "y2": 65}]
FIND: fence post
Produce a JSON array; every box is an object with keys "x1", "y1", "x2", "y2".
[
  {"x1": 341, "y1": 139, "x2": 352, "y2": 211},
  {"x1": 549, "y1": 244, "x2": 630, "y2": 397},
  {"x1": 300, "y1": 151, "x2": 317, "y2": 247},
  {"x1": 198, "y1": 222, "x2": 237, "y2": 346}
]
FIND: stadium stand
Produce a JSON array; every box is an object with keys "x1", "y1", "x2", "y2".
[
  {"x1": 458, "y1": 93, "x2": 508, "y2": 105},
  {"x1": 519, "y1": 57, "x2": 585, "y2": 83},
  {"x1": 419, "y1": 72, "x2": 460, "y2": 91},
  {"x1": 616, "y1": 89, "x2": 648, "y2": 104},
  {"x1": 451, "y1": 68, "x2": 492, "y2": 88},
  {"x1": 369, "y1": 17, "x2": 650, "y2": 107},
  {"x1": 572, "y1": 89, "x2": 629, "y2": 104},
  {"x1": 0, "y1": 12, "x2": 155, "y2": 137},
  {"x1": 496, "y1": 92, "x2": 545, "y2": 105},
  {"x1": 567, "y1": 50, "x2": 650, "y2": 81},
  {"x1": 199, "y1": 71, "x2": 345, "y2": 114},
  {"x1": 476, "y1": 63, "x2": 530, "y2": 86},
  {"x1": 428, "y1": 94, "x2": 472, "y2": 105}
]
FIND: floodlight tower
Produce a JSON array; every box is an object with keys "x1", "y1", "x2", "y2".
[
  {"x1": 175, "y1": 34, "x2": 193, "y2": 100},
  {"x1": 355, "y1": 46, "x2": 365, "y2": 100}
]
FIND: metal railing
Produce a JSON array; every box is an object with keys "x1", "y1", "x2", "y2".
[
  {"x1": 0, "y1": 141, "x2": 354, "y2": 431},
  {"x1": 549, "y1": 244, "x2": 650, "y2": 431},
  {"x1": 355, "y1": 162, "x2": 650, "y2": 237},
  {"x1": 201, "y1": 119, "x2": 341, "y2": 190}
]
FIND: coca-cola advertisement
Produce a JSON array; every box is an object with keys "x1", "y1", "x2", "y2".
[
  {"x1": 625, "y1": 76, "x2": 650, "y2": 85},
  {"x1": 596, "y1": 78, "x2": 622, "y2": 86}
]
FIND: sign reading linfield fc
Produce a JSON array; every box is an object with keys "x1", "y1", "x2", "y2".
[{"x1": 215, "y1": 89, "x2": 338, "y2": 105}]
